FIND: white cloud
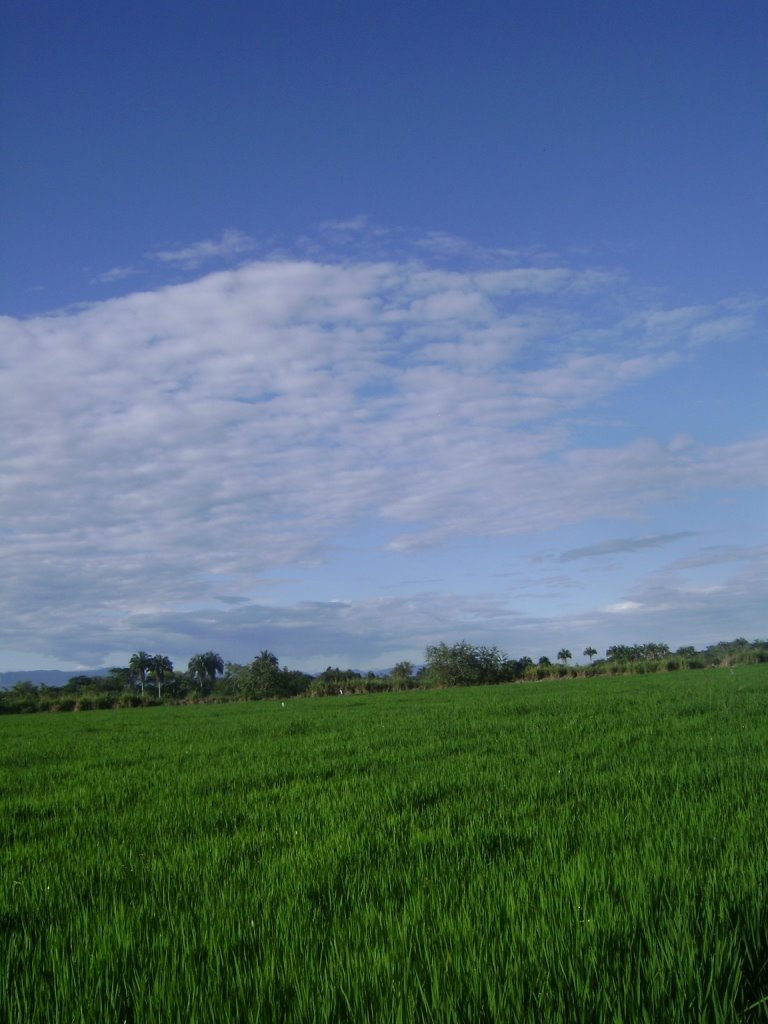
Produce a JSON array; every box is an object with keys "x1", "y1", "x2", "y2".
[
  {"x1": 603, "y1": 600, "x2": 643, "y2": 613},
  {"x1": 1, "y1": 239, "x2": 765, "y2": 668}
]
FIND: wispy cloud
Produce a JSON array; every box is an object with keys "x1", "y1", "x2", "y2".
[
  {"x1": 627, "y1": 298, "x2": 761, "y2": 350},
  {"x1": 150, "y1": 229, "x2": 255, "y2": 268},
  {"x1": 670, "y1": 544, "x2": 768, "y2": 570},
  {"x1": 90, "y1": 264, "x2": 141, "y2": 284},
  {"x1": 559, "y1": 533, "x2": 697, "y2": 562},
  {"x1": 318, "y1": 215, "x2": 369, "y2": 233},
  {"x1": 91, "y1": 230, "x2": 256, "y2": 288},
  {"x1": 415, "y1": 230, "x2": 522, "y2": 265}
]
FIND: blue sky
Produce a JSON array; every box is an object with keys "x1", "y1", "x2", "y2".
[{"x1": 1, "y1": 1, "x2": 766, "y2": 672}]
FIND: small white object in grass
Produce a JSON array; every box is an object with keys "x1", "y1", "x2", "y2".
[{"x1": 281, "y1": 702, "x2": 285, "y2": 708}]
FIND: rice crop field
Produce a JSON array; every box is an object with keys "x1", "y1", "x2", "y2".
[{"x1": 2, "y1": 666, "x2": 767, "y2": 1023}]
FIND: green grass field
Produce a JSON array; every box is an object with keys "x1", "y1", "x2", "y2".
[{"x1": 2, "y1": 667, "x2": 767, "y2": 1023}]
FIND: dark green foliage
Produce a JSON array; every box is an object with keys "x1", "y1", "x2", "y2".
[
  {"x1": 507, "y1": 656, "x2": 533, "y2": 680},
  {"x1": 425, "y1": 640, "x2": 505, "y2": 686},
  {"x1": 246, "y1": 649, "x2": 282, "y2": 698},
  {"x1": 391, "y1": 661, "x2": 415, "y2": 687},
  {"x1": 148, "y1": 654, "x2": 174, "y2": 698},
  {"x1": 187, "y1": 651, "x2": 223, "y2": 695},
  {"x1": 606, "y1": 642, "x2": 671, "y2": 662},
  {"x1": 276, "y1": 666, "x2": 314, "y2": 697},
  {"x1": 128, "y1": 650, "x2": 152, "y2": 694},
  {"x1": 242, "y1": 652, "x2": 312, "y2": 699},
  {"x1": 704, "y1": 637, "x2": 768, "y2": 665},
  {"x1": 310, "y1": 667, "x2": 362, "y2": 696},
  {"x1": 1, "y1": 681, "x2": 40, "y2": 714}
]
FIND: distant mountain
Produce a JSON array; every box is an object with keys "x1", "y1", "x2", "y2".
[{"x1": 0, "y1": 668, "x2": 111, "y2": 690}]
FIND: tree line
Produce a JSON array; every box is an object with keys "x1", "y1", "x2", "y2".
[{"x1": 1, "y1": 637, "x2": 766, "y2": 714}]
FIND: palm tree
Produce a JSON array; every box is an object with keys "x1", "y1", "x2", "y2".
[
  {"x1": 129, "y1": 651, "x2": 152, "y2": 696},
  {"x1": 149, "y1": 654, "x2": 174, "y2": 698},
  {"x1": 188, "y1": 651, "x2": 224, "y2": 695},
  {"x1": 204, "y1": 651, "x2": 224, "y2": 684},
  {"x1": 557, "y1": 648, "x2": 572, "y2": 666},
  {"x1": 583, "y1": 646, "x2": 597, "y2": 664}
]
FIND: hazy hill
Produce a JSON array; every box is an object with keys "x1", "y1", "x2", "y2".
[{"x1": 0, "y1": 668, "x2": 110, "y2": 689}]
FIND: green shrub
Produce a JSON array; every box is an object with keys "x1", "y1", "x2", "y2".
[
  {"x1": 117, "y1": 693, "x2": 140, "y2": 708},
  {"x1": 50, "y1": 697, "x2": 77, "y2": 712}
]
